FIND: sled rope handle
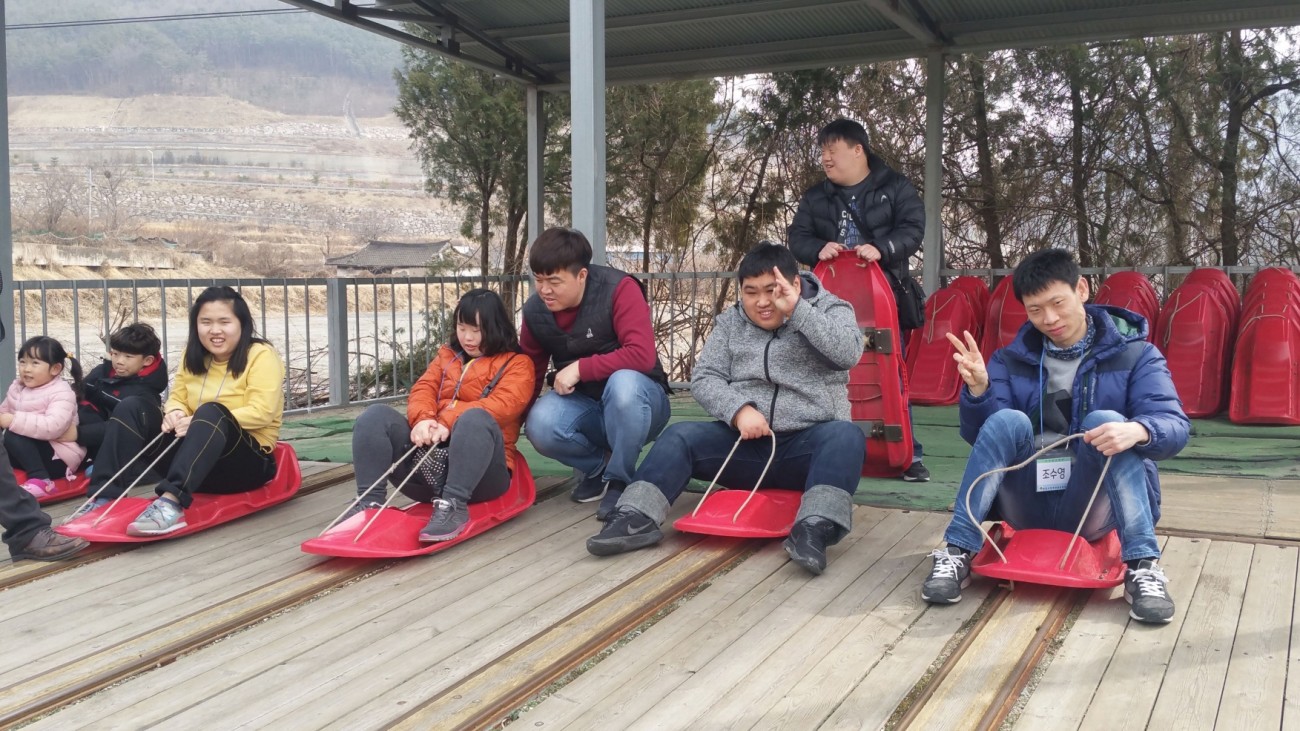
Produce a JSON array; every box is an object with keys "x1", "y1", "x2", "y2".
[
  {"x1": 68, "y1": 429, "x2": 169, "y2": 520},
  {"x1": 963, "y1": 432, "x2": 1113, "y2": 569},
  {"x1": 353, "y1": 444, "x2": 445, "y2": 544},
  {"x1": 320, "y1": 443, "x2": 421, "y2": 536},
  {"x1": 689, "y1": 431, "x2": 778, "y2": 523},
  {"x1": 92, "y1": 437, "x2": 182, "y2": 527}
]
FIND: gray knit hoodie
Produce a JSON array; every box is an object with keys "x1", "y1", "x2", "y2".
[{"x1": 691, "y1": 271, "x2": 861, "y2": 432}]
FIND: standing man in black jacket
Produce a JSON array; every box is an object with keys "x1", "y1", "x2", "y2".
[{"x1": 788, "y1": 118, "x2": 929, "y2": 482}]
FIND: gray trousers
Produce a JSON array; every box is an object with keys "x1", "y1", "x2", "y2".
[{"x1": 352, "y1": 404, "x2": 510, "y2": 504}]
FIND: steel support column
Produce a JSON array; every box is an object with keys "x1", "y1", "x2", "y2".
[
  {"x1": 0, "y1": 1, "x2": 15, "y2": 388},
  {"x1": 526, "y1": 86, "x2": 546, "y2": 243},
  {"x1": 570, "y1": 0, "x2": 607, "y2": 263},
  {"x1": 922, "y1": 51, "x2": 945, "y2": 295}
]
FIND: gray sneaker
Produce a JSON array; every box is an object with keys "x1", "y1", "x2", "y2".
[
  {"x1": 921, "y1": 546, "x2": 972, "y2": 604},
  {"x1": 127, "y1": 497, "x2": 187, "y2": 536},
  {"x1": 340, "y1": 498, "x2": 383, "y2": 524},
  {"x1": 64, "y1": 497, "x2": 111, "y2": 524},
  {"x1": 418, "y1": 498, "x2": 469, "y2": 542},
  {"x1": 1125, "y1": 559, "x2": 1175, "y2": 624}
]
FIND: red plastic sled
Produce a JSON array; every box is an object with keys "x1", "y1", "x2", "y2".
[
  {"x1": 814, "y1": 252, "x2": 913, "y2": 476},
  {"x1": 980, "y1": 277, "x2": 1028, "y2": 364},
  {"x1": 14, "y1": 469, "x2": 90, "y2": 505},
  {"x1": 1230, "y1": 300, "x2": 1300, "y2": 425},
  {"x1": 949, "y1": 276, "x2": 990, "y2": 323},
  {"x1": 1094, "y1": 272, "x2": 1160, "y2": 342},
  {"x1": 674, "y1": 488, "x2": 803, "y2": 539},
  {"x1": 300, "y1": 453, "x2": 536, "y2": 559},
  {"x1": 1184, "y1": 268, "x2": 1241, "y2": 325},
  {"x1": 1156, "y1": 282, "x2": 1234, "y2": 417},
  {"x1": 57, "y1": 442, "x2": 302, "y2": 543},
  {"x1": 970, "y1": 522, "x2": 1126, "y2": 589},
  {"x1": 906, "y1": 288, "x2": 980, "y2": 405}
]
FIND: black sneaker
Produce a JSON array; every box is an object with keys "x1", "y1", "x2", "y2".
[
  {"x1": 902, "y1": 461, "x2": 931, "y2": 482},
  {"x1": 419, "y1": 498, "x2": 470, "y2": 542},
  {"x1": 571, "y1": 473, "x2": 608, "y2": 503},
  {"x1": 596, "y1": 479, "x2": 627, "y2": 522},
  {"x1": 783, "y1": 517, "x2": 838, "y2": 575},
  {"x1": 586, "y1": 508, "x2": 663, "y2": 556},
  {"x1": 921, "y1": 546, "x2": 971, "y2": 603},
  {"x1": 1125, "y1": 559, "x2": 1175, "y2": 624}
]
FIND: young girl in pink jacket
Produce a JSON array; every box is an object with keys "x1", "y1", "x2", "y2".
[{"x1": 0, "y1": 336, "x2": 87, "y2": 497}]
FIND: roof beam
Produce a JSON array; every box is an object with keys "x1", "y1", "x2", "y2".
[
  {"x1": 541, "y1": 29, "x2": 915, "y2": 72},
  {"x1": 481, "y1": 0, "x2": 866, "y2": 41},
  {"x1": 405, "y1": 0, "x2": 556, "y2": 81},
  {"x1": 280, "y1": 0, "x2": 541, "y2": 82},
  {"x1": 863, "y1": 0, "x2": 949, "y2": 46}
]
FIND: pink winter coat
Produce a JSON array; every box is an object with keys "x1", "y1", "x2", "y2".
[{"x1": 0, "y1": 377, "x2": 87, "y2": 476}]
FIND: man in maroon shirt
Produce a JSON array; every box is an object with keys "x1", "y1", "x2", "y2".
[{"x1": 520, "y1": 228, "x2": 672, "y2": 519}]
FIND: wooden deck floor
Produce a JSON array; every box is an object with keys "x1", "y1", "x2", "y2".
[{"x1": 3, "y1": 465, "x2": 1298, "y2": 730}]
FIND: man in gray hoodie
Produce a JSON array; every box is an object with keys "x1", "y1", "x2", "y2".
[{"x1": 587, "y1": 242, "x2": 866, "y2": 574}]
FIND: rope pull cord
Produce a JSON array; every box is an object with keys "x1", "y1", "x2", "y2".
[
  {"x1": 689, "y1": 431, "x2": 778, "y2": 523},
  {"x1": 962, "y1": 432, "x2": 1113, "y2": 570}
]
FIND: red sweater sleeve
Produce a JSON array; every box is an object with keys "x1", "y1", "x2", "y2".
[
  {"x1": 578, "y1": 277, "x2": 658, "y2": 382},
  {"x1": 518, "y1": 320, "x2": 551, "y2": 401}
]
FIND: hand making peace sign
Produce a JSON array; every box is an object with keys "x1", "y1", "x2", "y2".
[
  {"x1": 944, "y1": 330, "x2": 990, "y2": 397},
  {"x1": 771, "y1": 267, "x2": 801, "y2": 317}
]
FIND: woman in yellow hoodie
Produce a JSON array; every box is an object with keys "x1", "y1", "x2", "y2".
[{"x1": 74, "y1": 286, "x2": 285, "y2": 535}]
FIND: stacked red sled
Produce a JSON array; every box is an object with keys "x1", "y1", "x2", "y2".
[
  {"x1": 814, "y1": 252, "x2": 913, "y2": 476},
  {"x1": 1155, "y1": 269, "x2": 1240, "y2": 418},
  {"x1": 905, "y1": 276, "x2": 989, "y2": 405},
  {"x1": 1094, "y1": 271, "x2": 1160, "y2": 344},
  {"x1": 1230, "y1": 267, "x2": 1300, "y2": 425}
]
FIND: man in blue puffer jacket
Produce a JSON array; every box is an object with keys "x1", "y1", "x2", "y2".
[{"x1": 922, "y1": 249, "x2": 1190, "y2": 624}]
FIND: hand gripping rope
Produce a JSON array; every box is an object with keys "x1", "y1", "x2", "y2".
[
  {"x1": 964, "y1": 432, "x2": 1113, "y2": 571},
  {"x1": 689, "y1": 432, "x2": 778, "y2": 524}
]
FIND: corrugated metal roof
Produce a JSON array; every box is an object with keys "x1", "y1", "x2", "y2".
[{"x1": 298, "y1": 0, "x2": 1300, "y2": 84}]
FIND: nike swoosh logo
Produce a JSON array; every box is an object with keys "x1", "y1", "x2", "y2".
[{"x1": 628, "y1": 519, "x2": 655, "y2": 532}]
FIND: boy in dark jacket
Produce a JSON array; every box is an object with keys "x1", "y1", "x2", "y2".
[
  {"x1": 587, "y1": 242, "x2": 866, "y2": 575},
  {"x1": 923, "y1": 249, "x2": 1189, "y2": 625},
  {"x1": 74, "y1": 323, "x2": 167, "y2": 453},
  {"x1": 787, "y1": 118, "x2": 929, "y2": 482}
]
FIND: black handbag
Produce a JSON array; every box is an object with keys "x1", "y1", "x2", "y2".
[
  {"x1": 401, "y1": 355, "x2": 518, "y2": 502},
  {"x1": 831, "y1": 189, "x2": 926, "y2": 330}
]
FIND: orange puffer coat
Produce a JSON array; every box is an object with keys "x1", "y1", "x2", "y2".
[{"x1": 406, "y1": 346, "x2": 535, "y2": 470}]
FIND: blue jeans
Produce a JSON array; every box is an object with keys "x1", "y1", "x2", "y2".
[
  {"x1": 632, "y1": 419, "x2": 866, "y2": 504},
  {"x1": 943, "y1": 409, "x2": 1161, "y2": 562},
  {"x1": 525, "y1": 369, "x2": 670, "y2": 484}
]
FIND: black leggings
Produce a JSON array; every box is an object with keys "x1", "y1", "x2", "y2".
[
  {"x1": 87, "y1": 395, "x2": 276, "y2": 508},
  {"x1": 3, "y1": 431, "x2": 67, "y2": 480}
]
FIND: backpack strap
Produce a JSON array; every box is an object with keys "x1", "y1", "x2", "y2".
[{"x1": 479, "y1": 354, "x2": 520, "y2": 399}]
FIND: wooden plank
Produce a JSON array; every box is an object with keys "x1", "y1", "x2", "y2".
[
  {"x1": 1284, "y1": 545, "x2": 1300, "y2": 731},
  {"x1": 385, "y1": 537, "x2": 751, "y2": 730},
  {"x1": 93, "y1": 501, "x2": 681, "y2": 730},
  {"x1": 0, "y1": 493, "x2": 343, "y2": 681},
  {"x1": 1013, "y1": 536, "x2": 1171, "y2": 731},
  {"x1": 817, "y1": 580, "x2": 994, "y2": 731},
  {"x1": 1158, "y1": 475, "x2": 1267, "y2": 539},
  {"x1": 529, "y1": 508, "x2": 893, "y2": 731},
  {"x1": 26, "y1": 497, "x2": 595, "y2": 730},
  {"x1": 1267, "y1": 479, "x2": 1300, "y2": 540},
  {"x1": 1145, "y1": 540, "x2": 1253, "y2": 729},
  {"x1": 516, "y1": 536, "x2": 797, "y2": 730},
  {"x1": 897, "y1": 584, "x2": 1064, "y2": 731},
  {"x1": 0, "y1": 557, "x2": 378, "y2": 729},
  {"x1": 678, "y1": 513, "x2": 952, "y2": 730},
  {"x1": 1076, "y1": 536, "x2": 1213, "y2": 731},
  {"x1": 1216, "y1": 543, "x2": 1297, "y2": 730}
]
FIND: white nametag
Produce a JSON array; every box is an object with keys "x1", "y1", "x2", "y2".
[{"x1": 1035, "y1": 452, "x2": 1072, "y2": 493}]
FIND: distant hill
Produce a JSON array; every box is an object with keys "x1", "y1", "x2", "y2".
[{"x1": 7, "y1": 0, "x2": 406, "y2": 116}]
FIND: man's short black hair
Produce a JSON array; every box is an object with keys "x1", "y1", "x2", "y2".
[
  {"x1": 528, "y1": 227, "x2": 593, "y2": 277},
  {"x1": 108, "y1": 322, "x2": 161, "y2": 356},
  {"x1": 817, "y1": 119, "x2": 870, "y2": 154},
  {"x1": 737, "y1": 241, "x2": 799, "y2": 283},
  {"x1": 1012, "y1": 248, "x2": 1082, "y2": 301}
]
